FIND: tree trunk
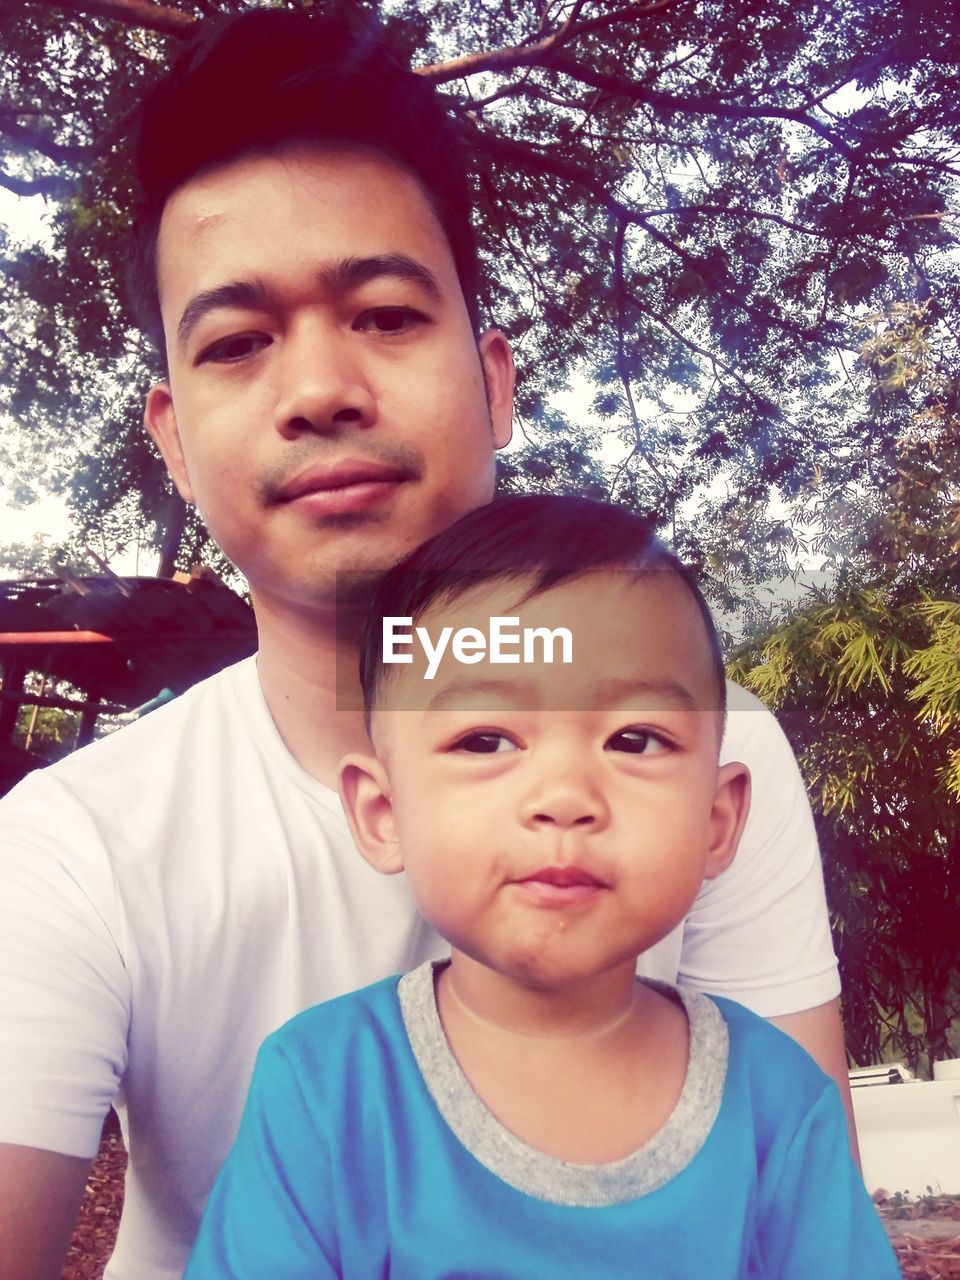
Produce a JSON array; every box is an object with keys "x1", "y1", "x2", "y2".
[{"x1": 157, "y1": 491, "x2": 188, "y2": 578}]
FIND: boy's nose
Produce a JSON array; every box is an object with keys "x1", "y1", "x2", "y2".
[
  {"x1": 273, "y1": 320, "x2": 377, "y2": 437},
  {"x1": 519, "y1": 770, "x2": 610, "y2": 832}
]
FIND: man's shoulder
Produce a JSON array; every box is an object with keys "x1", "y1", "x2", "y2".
[{"x1": 721, "y1": 679, "x2": 792, "y2": 759}]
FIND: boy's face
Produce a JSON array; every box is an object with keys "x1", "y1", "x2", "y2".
[
  {"x1": 144, "y1": 146, "x2": 514, "y2": 613},
  {"x1": 341, "y1": 572, "x2": 749, "y2": 990}
]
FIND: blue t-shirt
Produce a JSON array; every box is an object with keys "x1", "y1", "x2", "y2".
[{"x1": 187, "y1": 963, "x2": 899, "y2": 1278}]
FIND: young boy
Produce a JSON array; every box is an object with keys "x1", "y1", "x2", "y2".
[{"x1": 186, "y1": 495, "x2": 898, "y2": 1278}]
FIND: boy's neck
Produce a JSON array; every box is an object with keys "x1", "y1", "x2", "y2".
[
  {"x1": 434, "y1": 954, "x2": 690, "y2": 1164},
  {"x1": 442, "y1": 970, "x2": 640, "y2": 1042},
  {"x1": 439, "y1": 952, "x2": 643, "y2": 1041},
  {"x1": 252, "y1": 590, "x2": 371, "y2": 789}
]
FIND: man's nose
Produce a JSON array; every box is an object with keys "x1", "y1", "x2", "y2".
[
  {"x1": 519, "y1": 761, "x2": 610, "y2": 833},
  {"x1": 273, "y1": 319, "x2": 377, "y2": 437}
]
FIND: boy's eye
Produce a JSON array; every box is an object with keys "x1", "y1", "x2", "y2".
[
  {"x1": 453, "y1": 731, "x2": 518, "y2": 755},
  {"x1": 355, "y1": 307, "x2": 427, "y2": 334},
  {"x1": 197, "y1": 332, "x2": 270, "y2": 364},
  {"x1": 606, "y1": 729, "x2": 669, "y2": 755}
]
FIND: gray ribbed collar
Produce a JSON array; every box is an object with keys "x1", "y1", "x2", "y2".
[{"x1": 397, "y1": 960, "x2": 728, "y2": 1207}]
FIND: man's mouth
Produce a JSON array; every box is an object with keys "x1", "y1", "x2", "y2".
[
  {"x1": 272, "y1": 459, "x2": 413, "y2": 515},
  {"x1": 275, "y1": 459, "x2": 412, "y2": 501}
]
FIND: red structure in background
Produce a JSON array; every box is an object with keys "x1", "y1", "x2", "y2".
[{"x1": 0, "y1": 568, "x2": 257, "y2": 796}]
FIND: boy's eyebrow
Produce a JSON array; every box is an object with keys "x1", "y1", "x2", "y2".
[
  {"x1": 589, "y1": 676, "x2": 702, "y2": 713},
  {"x1": 176, "y1": 254, "x2": 442, "y2": 346},
  {"x1": 424, "y1": 675, "x2": 702, "y2": 713},
  {"x1": 426, "y1": 678, "x2": 536, "y2": 711}
]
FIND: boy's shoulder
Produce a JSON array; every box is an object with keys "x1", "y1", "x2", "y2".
[
  {"x1": 259, "y1": 974, "x2": 406, "y2": 1076},
  {"x1": 713, "y1": 994, "x2": 821, "y2": 1062},
  {"x1": 710, "y1": 993, "x2": 836, "y2": 1107},
  {"x1": 245, "y1": 977, "x2": 418, "y2": 1136}
]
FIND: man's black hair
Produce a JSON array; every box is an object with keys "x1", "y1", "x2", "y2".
[
  {"x1": 359, "y1": 493, "x2": 727, "y2": 722},
  {"x1": 126, "y1": 8, "x2": 480, "y2": 356}
]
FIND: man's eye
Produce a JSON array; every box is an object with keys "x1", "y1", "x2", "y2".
[
  {"x1": 356, "y1": 308, "x2": 427, "y2": 334},
  {"x1": 453, "y1": 732, "x2": 517, "y2": 755},
  {"x1": 197, "y1": 333, "x2": 270, "y2": 364},
  {"x1": 606, "y1": 729, "x2": 670, "y2": 755}
]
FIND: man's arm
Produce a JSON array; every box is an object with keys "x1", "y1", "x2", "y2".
[
  {"x1": 680, "y1": 683, "x2": 861, "y2": 1152},
  {"x1": 0, "y1": 1146, "x2": 91, "y2": 1280},
  {"x1": 0, "y1": 777, "x2": 129, "y2": 1278},
  {"x1": 769, "y1": 998, "x2": 861, "y2": 1168}
]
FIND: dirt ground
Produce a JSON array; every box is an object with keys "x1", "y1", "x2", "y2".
[
  {"x1": 61, "y1": 1112, "x2": 126, "y2": 1280},
  {"x1": 62, "y1": 1112, "x2": 960, "y2": 1278},
  {"x1": 879, "y1": 1192, "x2": 960, "y2": 1279}
]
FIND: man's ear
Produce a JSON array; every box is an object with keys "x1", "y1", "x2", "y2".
[
  {"x1": 704, "y1": 762, "x2": 751, "y2": 880},
  {"x1": 338, "y1": 753, "x2": 403, "y2": 876},
  {"x1": 478, "y1": 328, "x2": 515, "y2": 450},
  {"x1": 144, "y1": 383, "x2": 195, "y2": 504}
]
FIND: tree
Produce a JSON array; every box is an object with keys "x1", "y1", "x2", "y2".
[
  {"x1": 0, "y1": 0, "x2": 957, "y2": 583},
  {"x1": 730, "y1": 304, "x2": 960, "y2": 1074}
]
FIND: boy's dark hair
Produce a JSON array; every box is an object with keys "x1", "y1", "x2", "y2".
[
  {"x1": 359, "y1": 494, "x2": 726, "y2": 721},
  {"x1": 126, "y1": 8, "x2": 480, "y2": 355}
]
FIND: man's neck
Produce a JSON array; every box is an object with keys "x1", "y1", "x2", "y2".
[{"x1": 252, "y1": 590, "x2": 371, "y2": 789}]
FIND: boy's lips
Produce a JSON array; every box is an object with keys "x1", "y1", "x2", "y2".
[
  {"x1": 512, "y1": 865, "x2": 607, "y2": 907},
  {"x1": 520, "y1": 866, "x2": 605, "y2": 888}
]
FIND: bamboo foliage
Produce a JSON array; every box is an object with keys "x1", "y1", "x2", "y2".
[{"x1": 730, "y1": 304, "x2": 960, "y2": 1071}]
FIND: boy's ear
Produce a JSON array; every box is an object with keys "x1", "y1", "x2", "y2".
[
  {"x1": 704, "y1": 762, "x2": 751, "y2": 881},
  {"x1": 338, "y1": 753, "x2": 403, "y2": 876}
]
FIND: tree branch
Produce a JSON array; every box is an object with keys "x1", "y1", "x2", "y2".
[
  {"x1": 0, "y1": 169, "x2": 71, "y2": 198},
  {"x1": 468, "y1": 124, "x2": 841, "y2": 350},
  {"x1": 425, "y1": 18, "x2": 853, "y2": 162},
  {"x1": 419, "y1": 0, "x2": 692, "y2": 86},
  {"x1": 895, "y1": 156, "x2": 960, "y2": 178},
  {"x1": 643, "y1": 203, "x2": 828, "y2": 237},
  {"x1": 26, "y1": 0, "x2": 196, "y2": 37},
  {"x1": 0, "y1": 104, "x2": 53, "y2": 120},
  {"x1": 629, "y1": 287, "x2": 770, "y2": 413},
  {"x1": 0, "y1": 115, "x2": 92, "y2": 166},
  {"x1": 546, "y1": 54, "x2": 856, "y2": 158},
  {"x1": 611, "y1": 215, "x2": 671, "y2": 490}
]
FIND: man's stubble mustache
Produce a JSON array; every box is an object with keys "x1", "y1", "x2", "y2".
[{"x1": 256, "y1": 439, "x2": 426, "y2": 506}]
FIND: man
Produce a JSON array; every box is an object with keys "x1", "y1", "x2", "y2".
[{"x1": 0, "y1": 11, "x2": 852, "y2": 1280}]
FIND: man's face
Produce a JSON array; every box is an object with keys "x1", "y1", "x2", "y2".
[
  {"x1": 347, "y1": 572, "x2": 748, "y2": 991},
  {"x1": 144, "y1": 146, "x2": 513, "y2": 614}
]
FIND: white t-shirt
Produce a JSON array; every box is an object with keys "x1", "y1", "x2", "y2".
[{"x1": 0, "y1": 658, "x2": 838, "y2": 1279}]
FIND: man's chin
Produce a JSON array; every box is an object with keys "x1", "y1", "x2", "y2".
[
  {"x1": 333, "y1": 568, "x2": 385, "y2": 612},
  {"x1": 244, "y1": 501, "x2": 497, "y2": 616},
  {"x1": 248, "y1": 562, "x2": 393, "y2": 620}
]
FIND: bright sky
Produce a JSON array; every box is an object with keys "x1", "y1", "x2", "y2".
[{"x1": 0, "y1": 188, "x2": 75, "y2": 556}]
